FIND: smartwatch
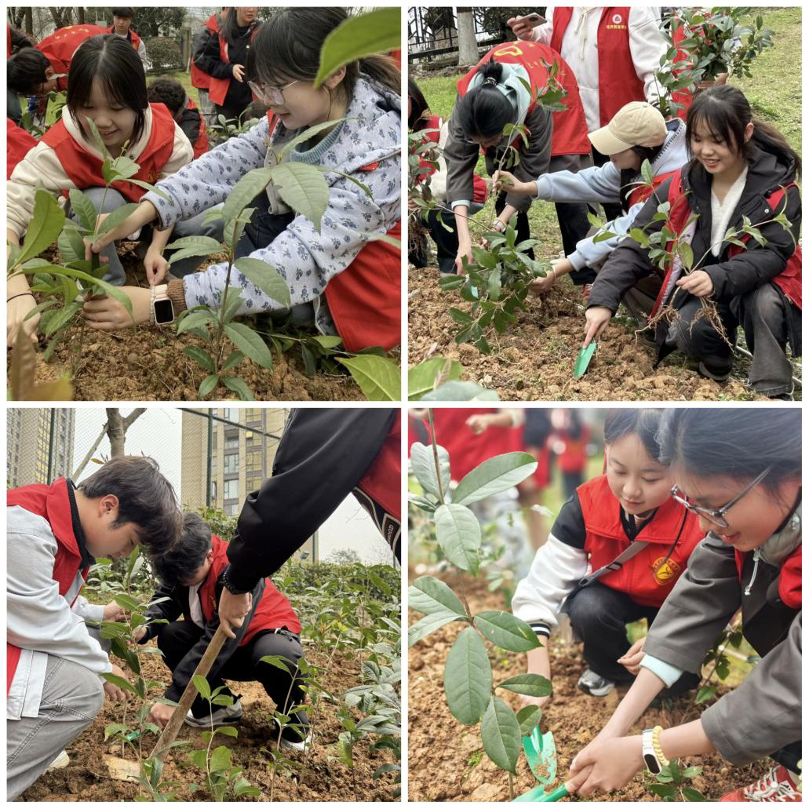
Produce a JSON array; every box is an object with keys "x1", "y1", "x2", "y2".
[
  {"x1": 642, "y1": 728, "x2": 663, "y2": 774},
  {"x1": 491, "y1": 219, "x2": 507, "y2": 233},
  {"x1": 151, "y1": 284, "x2": 174, "y2": 325}
]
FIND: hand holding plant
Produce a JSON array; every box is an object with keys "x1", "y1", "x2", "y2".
[
  {"x1": 618, "y1": 637, "x2": 646, "y2": 675},
  {"x1": 492, "y1": 170, "x2": 532, "y2": 197},
  {"x1": 104, "y1": 663, "x2": 130, "y2": 702}
]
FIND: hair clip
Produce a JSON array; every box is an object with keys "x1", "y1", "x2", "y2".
[{"x1": 483, "y1": 77, "x2": 498, "y2": 87}]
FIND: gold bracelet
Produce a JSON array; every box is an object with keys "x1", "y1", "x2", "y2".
[{"x1": 652, "y1": 725, "x2": 670, "y2": 768}]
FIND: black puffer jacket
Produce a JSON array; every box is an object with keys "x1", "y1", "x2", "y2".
[{"x1": 587, "y1": 145, "x2": 801, "y2": 314}]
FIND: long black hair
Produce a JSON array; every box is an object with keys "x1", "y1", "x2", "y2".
[
  {"x1": 66, "y1": 35, "x2": 148, "y2": 144},
  {"x1": 604, "y1": 408, "x2": 665, "y2": 462},
  {"x1": 408, "y1": 77, "x2": 430, "y2": 131},
  {"x1": 456, "y1": 60, "x2": 514, "y2": 140},
  {"x1": 7, "y1": 47, "x2": 51, "y2": 95},
  {"x1": 658, "y1": 409, "x2": 801, "y2": 495},
  {"x1": 686, "y1": 84, "x2": 801, "y2": 177},
  {"x1": 246, "y1": 8, "x2": 400, "y2": 101}
]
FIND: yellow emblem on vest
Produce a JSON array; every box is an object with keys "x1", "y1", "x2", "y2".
[
  {"x1": 494, "y1": 44, "x2": 524, "y2": 58},
  {"x1": 652, "y1": 556, "x2": 681, "y2": 583}
]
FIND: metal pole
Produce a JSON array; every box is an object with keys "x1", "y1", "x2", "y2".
[
  {"x1": 311, "y1": 530, "x2": 318, "y2": 564},
  {"x1": 206, "y1": 410, "x2": 213, "y2": 507},
  {"x1": 47, "y1": 409, "x2": 57, "y2": 483}
]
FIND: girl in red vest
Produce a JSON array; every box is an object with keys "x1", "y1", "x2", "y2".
[
  {"x1": 135, "y1": 513, "x2": 310, "y2": 749},
  {"x1": 495, "y1": 100, "x2": 688, "y2": 292},
  {"x1": 6, "y1": 34, "x2": 198, "y2": 348},
  {"x1": 82, "y1": 9, "x2": 401, "y2": 353},
  {"x1": 445, "y1": 40, "x2": 591, "y2": 273},
  {"x1": 191, "y1": 9, "x2": 229, "y2": 130},
  {"x1": 197, "y1": 6, "x2": 259, "y2": 125},
  {"x1": 550, "y1": 409, "x2": 593, "y2": 500},
  {"x1": 585, "y1": 86, "x2": 801, "y2": 399},
  {"x1": 512, "y1": 409, "x2": 702, "y2": 705},
  {"x1": 567, "y1": 409, "x2": 801, "y2": 803}
]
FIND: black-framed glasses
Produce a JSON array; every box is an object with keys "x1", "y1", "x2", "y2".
[
  {"x1": 247, "y1": 79, "x2": 299, "y2": 106},
  {"x1": 670, "y1": 466, "x2": 772, "y2": 528}
]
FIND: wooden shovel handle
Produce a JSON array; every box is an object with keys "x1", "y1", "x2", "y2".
[{"x1": 149, "y1": 624, "x2": 229, "y2": 761}]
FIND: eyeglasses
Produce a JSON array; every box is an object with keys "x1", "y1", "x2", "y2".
[
  {"x1": 670, "y1": 466, "x2": 772, "y2": 528},
  {"x1": 247, "y1": 79, "x2": 299, "y2": 106}
]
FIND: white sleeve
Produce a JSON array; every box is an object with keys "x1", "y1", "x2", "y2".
[
  {"x1": 531, "y1": 5, "x2": 554, "y2": 44},
  {"x1": 628, "y1": 7, "x2": 668, "y2": 106},
  {"x1": 8, "y1": 517, "x2": 111, "y2": 675},
  {"x1": 511, "y1": 534, "x2": 589, "y2": 635},
  {"x1": 72, "y1": 595, "x2": 105, "y2": 623}
]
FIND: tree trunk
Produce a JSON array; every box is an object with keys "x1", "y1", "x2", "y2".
[
  {"x1": 456, "y1": 8, "x2": 479, "y2": 68},
  {"x1": 107, "y1": 409, "x2": 126, "y2": 458},
  {"x1": 23, "y1": 7, "x2": 32, "y2": 34},
  {"x1": 77, "y1": 7, "x2": 85, "y2": 23}
]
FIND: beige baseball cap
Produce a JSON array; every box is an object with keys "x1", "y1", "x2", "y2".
[{"x1": 588, "y1": 101, "x2": 668, "y2": 156}]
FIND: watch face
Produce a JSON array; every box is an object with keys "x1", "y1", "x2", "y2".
[
  {"x1": 154, "y1": 298, "x2": 174, "y2": 324},
  {"x1": 643, "y1": 753, "x2": 661, "y2": 774}
]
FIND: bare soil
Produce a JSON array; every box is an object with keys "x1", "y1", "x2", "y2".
[
  {"x1": 408, "y1": 264, "x2": 791, "y2": 402},
  {"x1": 408, "y1": 575, "x2": 761, "y2": 802},
  {"x1": 20, "y1": 643, "x2": 395, "y2": 802}
]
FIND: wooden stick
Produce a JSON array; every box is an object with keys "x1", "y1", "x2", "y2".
[{"x1": 148, "y1": 624, "x2": 229, "y2": 761}]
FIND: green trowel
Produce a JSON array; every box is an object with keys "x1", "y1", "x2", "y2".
[
  {"x1": 573, "y1": 341, "x2": 597, "y2": 379},
  {"x1": 512, "y1": 726, "x2": 569, "y2": 801}
]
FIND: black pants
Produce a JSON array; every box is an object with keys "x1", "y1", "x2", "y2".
[
  {"x1": 495, "y1": 192, "x2": 534, "y2": 260},
  {"x1": 236, "y1": 196, "x2": 294, "y2": 260},
  {"x1": 591, "y1": 147, "x2": 624, "y2": 222},
  {"x1": 156, "y1": 620, "x2": 309, "y2": 732},
  {"x1": 564, "y1": 582, "x2": 698, "y2": 693}
]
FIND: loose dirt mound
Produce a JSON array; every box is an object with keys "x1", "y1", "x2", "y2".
[
  {"x1": 408, "y1": 264, "x2": 785, "y2": 402},
  {"x1": 20, "y1": 645, "x2": 395, "y2": 802},
  {"x1": 408, "y1": 575, "x2": 760, "y2": 802}
]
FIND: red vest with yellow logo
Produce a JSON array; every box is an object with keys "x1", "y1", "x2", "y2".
[
  {"x1": 197, "y1": 535, "x2": 300, "y2": 645},
  {"x1": 578, "y1": 475, "x2": 702, "y2": 607},
  {"x1": 550, "y1": 7, "x2": 646, "y2": 127},
  {"x1": 42, "y1": 102, "x2": 176, "y2": 203},
  {"x1": 7, "y1": 118, "x2": 38, "y2": 179},
  {"x1": 37, "y1": 25, "x2": 109, "y2": 92},
  {"x1": 7, "y1": 479, "x2": 90, "y2": 693},
  {"x1": 456, "y1": 41, "x2": 590, "y2": 157}
]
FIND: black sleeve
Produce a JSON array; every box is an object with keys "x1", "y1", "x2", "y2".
[
  {"x1": 586, "y1": 177, "x2": 674, "y2": 314},
  {"x1": 702, "y1": 185, "x2": 802, "y2": 302},
  {"x1": 138, "y1": 582, "x2": 184, "y2": 645},
  {"x1": 227, "y1": 408, "x2": 397, "y2": 589},
  {"x1": 10, "y1": 27, "x2": 34, "y2": 52},
  {"x1": 192, "y1": 26, "x2": 211, "y2": 64},
  {"x1": 197, "y1": 31, "x2": 233, "y2": 79},
  {"x1": 179, "y1": 109, "x2": 201, "y2": 150},
  {"x1": 549, "y1": 491, "x2": 587, "y2": 549},
  {"x1": 163, "y1": 574, "x2": 265, "y2": 703}
]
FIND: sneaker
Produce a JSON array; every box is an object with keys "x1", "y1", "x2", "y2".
[
  {"x1": 46, "y1": 750, "x2": 70, "y2": 770},
  {"x1": 184, "y1": 698, "x2": 243, "y2": 728},
  {"x1": 720, "y1": 765, "x2": 801, "y2": 802},
  {"x1": 698, "y1": 361, "x2": 731, "y2": 382},
  {"x1": 577, "y1": 669, "x2": 615, "y2": 697},
  {"x1": 279, "y1": 729, "x2": 313, "y2": 753}
]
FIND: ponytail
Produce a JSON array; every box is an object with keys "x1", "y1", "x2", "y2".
[
  {"x1": 751, "y1": 119, "x2": 802, "y2": 177},
  {"x1": 456, "y1": 59, "x2": 514, "y2": 140}
]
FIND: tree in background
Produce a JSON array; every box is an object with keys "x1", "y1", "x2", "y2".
[
  {"x1": 129, "y1": 7, "x2": 187, "y2": 37},
  {"x1": 481, "y1": 7, "x2": 543, "y2": 42}
]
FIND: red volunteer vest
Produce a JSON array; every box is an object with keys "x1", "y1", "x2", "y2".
[
  {"x1": 105, "y1": 25, "x2": 142, "y2": 52},
  {"x1": 550, "y1": 8, "x2": 646, "y2": 127},
  {"x1": 557, "y1": 425, "x2": 591, "y2": 474},
  {"x1": 37, "y1": 25, "x2": 108, "y2": 92},
  {"x1": 191, "y1": 14, "x2": 221, "y2": 90},
  {"x1": 208, "y1": 23, "x2": 259, "y2": 107},
  {"x1": 627, "y1": 169, "x2": 681, "y2": 209},
  {"x1": 7, "y1": 479, "x2": 90, "y2": 692},
  {"x1": 426, "y1": 408, "x2": 522, "y2": 482},
  {"x1": 357, "y1": 411, "x2": 401, "y2": 520},
  {"x1": 198, "y1": 536, "x2": 301, "y2": 645},
  {"x1": 456, "y1": 41, "x2": 590, "y2": 157},
  {"x1": 42, "y1": 102, "x2": 176, "y2": 203},
  {"x1": 578, "y1": 476, "x2": 702, "y2": 606},
  {"x1": 185, "y1": 98, "x2": 210, "y2": 159},
  {"x1": 7, "y1": 119, "x2": 38, "y2": 179},
  {"x1": 670, "y1": 19, "x2": 696, "y2": 122},
  {"x1": 733, "y1": 544, "x2": 801, "y2": 610},
  {"x1": 651, "y1": 173, "x2": 802, "y2": 317}
]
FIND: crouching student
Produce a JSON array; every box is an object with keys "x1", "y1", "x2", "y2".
[
  {"x1": 567, "y1": 408, "x2": 801, "y2": 802},
  {"x1": 147, "y1": 77, "x2": 210, "y2": 159},
  {"x1": 512, "y1": 409, "x2": 703, "y2": 704},
  {"x1": 7, "y1": 457, "x2": 181, "y2": 800},
  {"x1": 136, "y1": 513, "x2": 310, "y2": 750}
]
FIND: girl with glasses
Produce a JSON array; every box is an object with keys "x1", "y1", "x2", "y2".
[
  {"x1": 512, "y1": 409, "x2": 703, "y2": 709},
  {"x1": 567, "y1": 408, "x2": 801, "y2": 802},
  {"x1": 80, "y1": 8, "x2": 401, "y2": 352}
]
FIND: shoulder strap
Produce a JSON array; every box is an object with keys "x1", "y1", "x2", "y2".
[{"x1": 577, "y1": 539, "x2": 649, "y2": 588}]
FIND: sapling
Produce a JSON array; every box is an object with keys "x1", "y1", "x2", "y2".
[{"x1": 646, "y1": 761, "x2": 709, "y2": 802}]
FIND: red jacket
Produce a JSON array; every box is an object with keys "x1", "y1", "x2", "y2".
[
  {"x1": 550, "y1": 7, "x2": 647, "y2": 127},
  {"x1": 7, "y1": 479, "x2": 90, "y2": 692},
  {"x1": 198, "y1": 536, "x2": 300, "y2": 645},
  {"x1": 191, "y1": 14, "x2": 221, "y2": 90},
  {"x1": 652, "y1": 173, "x2": 802, "y2": 317},
  {"x1": 456, "y1": 41, "x2": 591, "y2": 157},
  {"x1": 105, "y1": 24, "x2": 142, "y2": 52},
  {"x1": 41, "y1": 102, "x2": 176, "y2": 203},
  {"x1": 7, "y1": 119, "x2": 38, "y2": 179},
  {"x1": 358, "y1": 411, "x2": 401, "y2": 521},
  {"x1": 37, "y1": 25, "x2": 109, "y2": 92},
  {"x1": 556, "y1": 424, "x2": 591, "y2": 474},
  {"x1": 578, "y1": 476, "x2": 703, "y2": 607},
  {"x1": 208, "y1": 23, "x2": 260, "y2": 107}
]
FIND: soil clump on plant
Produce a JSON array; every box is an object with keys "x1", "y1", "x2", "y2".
[{"x1": 408, "y1": 574, "x2": 760, "y2": 802}]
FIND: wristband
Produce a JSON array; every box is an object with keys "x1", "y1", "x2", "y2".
[
  {"x1": 221, "y1": 567, "x2": 253, "y2": 595},
  {"x1": 7, "y1": 292, "x2": 35, "y2": 304},
  {"x1": 642, "y1": 726, "x2": 670, "y2": 774},
  {"x1": 491, "y1": 219, "x2": 507, "y2": 233}
]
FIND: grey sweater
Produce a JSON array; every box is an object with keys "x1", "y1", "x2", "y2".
[{"x1": 143, "y1": 76, "x2": 400, "y2": 333}]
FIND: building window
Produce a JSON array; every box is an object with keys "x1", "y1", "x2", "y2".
[
  {"x1": 225, "y1": 432, "x2": 238, "y2": 451},
  {"x1": 225, "y1": 502, "x2": 239, "y2": 516},
  {"x1": 224, "y1": 479, "x2": 239, "y2": 500},
  {"x1": 224, "y1": 453, "x2": 239, "y2": 474},
  {"x1": 211, "y1": 481, "x2": 218, "y2": 501}
]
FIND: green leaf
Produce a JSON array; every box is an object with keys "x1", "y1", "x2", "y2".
[
  {"x1": 682, "y1": 787, "x2": 708, "y2": 802},
  {"x1": 27, "y1": 264, "x2": 133, "y2": 315},
  {"x1": 650, "y1": 784, "x2": 677, "y2": 798},
  {"x1": 233, "y1": 257, "x2": 291, "y2": 307},
  {"x1": 15, "y1": 190, "x2": 65, "y2": 267},
  {"x1": 84, "y1": 117, "x2": 110, "y2": 156},
  {"x1": 222, "y1": 167, "x2": 273, "y2": 225},
  {"x1": 214, "y1": 725, "x2": 239, "y2": 738},
  {"x1": 481, "y1": 696, "x2": 521, "y2": 774},
  {"x1": 177, "y1": 309, "x2": 216, "y2": 335},
  {"x1": 224, "y1": 323, "x2": 274, "y2": 369},
  {"x1": 58, "y1": 226, "x2": 88, "y2": 264},
  {"x1": 434, "y1": 503, "x2": 481, "y2": 573},
  {"x1": 104, "y1": 155, "x2": 139, "y2": 183},
  {"x1": 516, "y1": 705, "x2": 544, "y2": 736},
  {"x1": 497, "y1": 673, "x2": 551, "y2": 697},
  {"x1": 408, "y1": 611, "x2": 460, "y2": 647},
  {"x1": 43, "y1": 302, "x2": 81, "y2": 336},
  {"x1": 69, "y1": 188, "x2": 98, "y2": 232},
  {"x1": 268, "y1": 162, "x2": 329, "y2": 231},
  {"x1": 193, "y1": 675, "x2": 211, "y2": 700},
  {"x1": 678, "y1": 242, "x2": 694, "y2": 271},
  {"x1": 314, "y1": 7, "x2": 400, "y2": 87},
  {"x1": 114, "y1": 593, "x2": 140, "y2": 612},
  {"x1": 221, "y1": 351, "x2": 244, "y2": 372},
  {"x1": 474, "y1": 611, "x2": 541, "y2": 652},
  {"x1": 188, "y1": 749, "x2": 208, "y2": 770},
  {"x1": 101, "y1": 672, "x2": 136, "y2": 693},
  {"x1": 409, "y1": 441, "x2": 450, "y2": 501},
  {"x1": 122, "y1": 178, "x2": 170, "y2": 201},
  {"x1": 104, "y1": 722, "x2": 128, "y2": 739},
  {"x1": 311, "y1": 335, "x2": 344, "y2": 349},
  {"x1": 221, "y1": 376, "x2": 255, "y2": 401},
  {"x1": 95, "y1": 203, "x2": 140, "y2": 237},
  {"x1": 408, "y1": 357, "x2": 463, "y2": 399},
  {"x1": 444, "y1": 627, "x2": 492, "y2": 725},
  {"x1": 164, "y1": 234, "x2": 222, "y2": 255},
  {"x1": 337, "y1": 355, "x2": 400, "y2": 401},
  {"x1": 695, "y1": 685, "x2": 717, "y2": 704},
  {"x1": 452, "y1": 452, "x2": 537, "y2": 506},
  {"x1": 184, "y1": 346, "x2": 216, "y2": 374},
  {"x1": 681, "y1": 766, "x2": 703, "y2": 778},
  {"x1": 198, "y1": 374, "x2": 219, "y2": 399},
  {"x1": 209, "y1": 745, "x2": 232, "y2": 773},
  {"x1": 408, "y1": 576, "x2": 466, "y2": 617}
]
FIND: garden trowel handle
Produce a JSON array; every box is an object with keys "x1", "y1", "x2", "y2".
[
  {"x1": 539, "y1": 783, "x2": 571, "y2": 802},
  {"x1": 149, "y1": 624, "x2": 229, "y2": 761}
]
